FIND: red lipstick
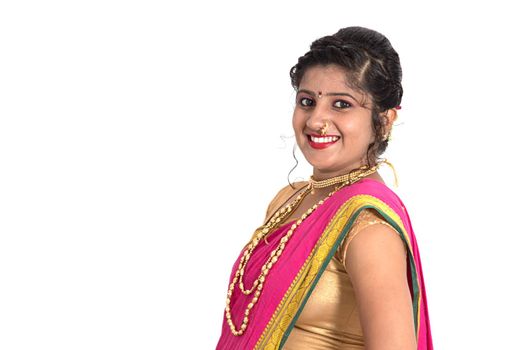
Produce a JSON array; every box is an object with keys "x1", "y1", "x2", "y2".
[{"x1": 307, "y1": 133, "x2": 340, "y2": 150}]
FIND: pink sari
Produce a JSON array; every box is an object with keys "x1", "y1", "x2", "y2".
[{"x1": 216, "y1": 178, "x2": 433, "y2": 349}]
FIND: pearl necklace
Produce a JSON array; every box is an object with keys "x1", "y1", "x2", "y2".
[{"x1": 224, "y1": 164, "x2": 381, "y2": 336}]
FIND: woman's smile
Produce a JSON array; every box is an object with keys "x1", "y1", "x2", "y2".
[{"x1": 307, "y1": 133, "x2": 341, "y2": 149}]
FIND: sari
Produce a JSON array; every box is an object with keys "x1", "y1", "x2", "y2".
[{"x1": 216, "y1": 178, "x2": 433, "y2": 349}]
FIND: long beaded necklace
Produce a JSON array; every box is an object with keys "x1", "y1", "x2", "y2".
[{"x1": 224, "y1": 162, "x2": 383, "y2": 336}]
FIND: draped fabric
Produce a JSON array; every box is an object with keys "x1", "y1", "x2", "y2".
[{"x1": 216, "y1": 178, "x2": 433, "y2": 350}]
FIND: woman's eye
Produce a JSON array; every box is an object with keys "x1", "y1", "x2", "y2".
[
  {"x1": 334, "y1": 100, "x2": 352, "y2": 108},
  {"x1": 299, "y1": 97, "x2": 314, "y2": 107}
]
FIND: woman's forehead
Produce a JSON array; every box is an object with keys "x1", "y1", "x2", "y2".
[{"x1": 300, "y1": 66, "x2": 360, "y2": 92}]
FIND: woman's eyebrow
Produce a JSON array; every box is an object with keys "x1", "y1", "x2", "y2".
[{"x1": 297, "y1": 89, "x2": 359, "y2": 102}]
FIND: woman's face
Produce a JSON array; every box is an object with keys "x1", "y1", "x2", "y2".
[{"x1": 292, "y1": 64, "x2": 376, "y2": 179}]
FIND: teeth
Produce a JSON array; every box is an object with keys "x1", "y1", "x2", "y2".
[{"x1": 311, "y1": 136, "x2": 339, "y2": 143}]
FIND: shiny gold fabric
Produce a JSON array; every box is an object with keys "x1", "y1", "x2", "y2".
[{"x1": 264, "y1": 184, "x2": 396, "y2": 350}]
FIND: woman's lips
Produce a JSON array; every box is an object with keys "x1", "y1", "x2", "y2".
[{"x1": 307, "y1": 134, "x2": 340, "y2": 149}]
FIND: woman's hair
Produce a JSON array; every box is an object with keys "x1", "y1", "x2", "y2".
[{"x1": 289, "y1": 26, "x2": 403, "y2": 167}]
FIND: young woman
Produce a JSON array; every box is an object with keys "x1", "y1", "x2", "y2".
[{"x1": 216, "y1": 26, "x2": 433, "y2": 350}]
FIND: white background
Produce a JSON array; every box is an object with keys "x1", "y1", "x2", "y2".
[{"x1": 1, "y1": 1, "x2": 523, "y2": 349}]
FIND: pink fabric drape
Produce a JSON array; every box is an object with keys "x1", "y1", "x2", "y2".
[{"x1": 216, "y1": 178, "x2": 433, "y2": 349}]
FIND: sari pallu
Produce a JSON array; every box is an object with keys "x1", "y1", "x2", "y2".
[{"x1": 216, "y1": 178, "x2": 433, "y2": 350}]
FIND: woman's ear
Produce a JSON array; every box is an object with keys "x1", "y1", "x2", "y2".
[{"x1": 382, "y1": 108, "x2": 398, "y2": 135}]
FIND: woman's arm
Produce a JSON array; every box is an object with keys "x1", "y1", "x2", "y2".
[{"x1": 345, "y1": 223, "x2": 416, "y2": 350}]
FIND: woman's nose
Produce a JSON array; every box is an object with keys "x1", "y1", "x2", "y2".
[{"x1": 306, "y1": 104, "x2": 329, "y2": 131}]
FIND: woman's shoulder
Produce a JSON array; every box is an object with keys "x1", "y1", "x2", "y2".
[
  {"x1": 264, "y1": 181, "x2": 309, "y2": 222},
  {"x1": 345, "y1": 178, "x2": 407, "y2": 215},
  {"x1": 335, "y1": 207, "x2": 403, "y2": 268}
]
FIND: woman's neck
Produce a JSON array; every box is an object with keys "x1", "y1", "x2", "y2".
[{"x1": 311, "y1": 167, "x2": 385, "y2": 184}]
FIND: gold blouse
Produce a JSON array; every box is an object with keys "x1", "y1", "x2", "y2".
[{"x1": 264, "y1": 184, "x2": 397, "y2": 350}]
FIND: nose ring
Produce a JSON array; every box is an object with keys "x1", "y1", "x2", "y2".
[{"x1": 320, "y1": 121, "x2": 329, "y2": 136}]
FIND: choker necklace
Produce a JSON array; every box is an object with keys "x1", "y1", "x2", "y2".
[
  {"x1": 309, "y1": 159, "x2": 389, "y2": 193},
  {"x1": 309, "y1": 162, "x2": 382, "y2": 190},
  {"x1": 223, "y1": 160, "x2": 387, "y2": 336}
]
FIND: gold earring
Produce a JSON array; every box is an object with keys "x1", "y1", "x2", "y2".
[{"x1": 320, "y1": 121, "x2": 329, "y2": 136}]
